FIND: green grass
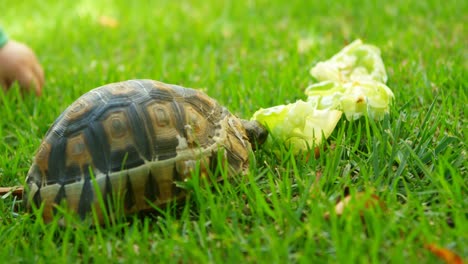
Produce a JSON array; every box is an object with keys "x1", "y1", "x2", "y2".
[{"x1": 1, "y1": 0, "x2": 466, "y2": 262}]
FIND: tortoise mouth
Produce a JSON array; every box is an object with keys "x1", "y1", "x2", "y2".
[{"x1": 241, "y1": 120, "x2": 268, "y2": 149}]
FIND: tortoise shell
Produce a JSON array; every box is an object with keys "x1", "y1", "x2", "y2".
[{"x1": 25, "y1": 79, "x2": 265, "y2": 223}]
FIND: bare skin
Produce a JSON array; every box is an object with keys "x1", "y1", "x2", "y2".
[{"x1": 0, "y1": 40, "x2": 44, "y2": 96}]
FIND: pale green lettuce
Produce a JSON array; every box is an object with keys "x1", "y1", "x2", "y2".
[
  {"x1": 252, "y1": 101, "x2": 342, "y2": 153},
  {"x1": 252, "y1": 39, "x2": 394, "y2": 154},
  {"x1": 305, "y1": 80, "x2": 394, "y2": 120},
  {"x1": 307, "y1": 39, "x2": 394, "y2": 121},
  {"x1": 310, "y1": 39, "x2": 388, "y2": 83}
]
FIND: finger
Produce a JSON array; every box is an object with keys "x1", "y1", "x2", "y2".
[
  {"x1": 31, "y1": 65, "x2": 44, "y2": 96},
  {"x1": 16, "y1": 70, "x2": 40, "y2": 95},
  {"x1": 32, "y1": 76, "x2": 41, "y2": 96},
  {"x1": 31, "y1": 56, "x2": 45, "y2": 91},
  {"x1": 36, "y1": 64, "x2": 45, "y2": 90}
]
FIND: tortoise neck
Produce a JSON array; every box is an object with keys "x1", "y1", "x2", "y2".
[{"x1": 240, "y1": 119, "x2": 268, "y2": 149}]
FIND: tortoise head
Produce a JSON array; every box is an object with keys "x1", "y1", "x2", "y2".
[{"x1": 241, "y1": 119, "x2": 268, "y2": 150}]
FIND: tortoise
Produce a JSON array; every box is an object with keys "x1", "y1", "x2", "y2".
[{"x1": 24, "y1": 79, "x2": 267, "y2": 223}]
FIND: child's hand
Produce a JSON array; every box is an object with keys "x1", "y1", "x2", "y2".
[{"x1": 0, "y1": 40, "x2": 44, "y2": 96}]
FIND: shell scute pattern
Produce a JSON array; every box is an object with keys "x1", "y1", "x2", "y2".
[{"x1": 25, "y1": 79, "x2": 252, "y2": 223}]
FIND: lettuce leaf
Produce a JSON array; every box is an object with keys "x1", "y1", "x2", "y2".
[
  {"x1": 305, "y1": 80, "x2": 394, "y2": 120},
  {"x1": 252, "y1": 39, "x2": 394, "y2": 154},
  {"x1": 252, "y1": 101, "x2": 342, "y2": 154},
  {"x1": 306, "y1": 39, "x2": 394, "y2": 120},
  {"x1": 310, "y1": 39, "x2": 388, "y2": 83}
]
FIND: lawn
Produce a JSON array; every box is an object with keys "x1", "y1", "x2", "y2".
[{"x1": 0, "y1": 0, "x2": 466, "y2": 262}]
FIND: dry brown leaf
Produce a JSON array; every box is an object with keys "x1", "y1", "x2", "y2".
[
  {"x1": 425, "y1": 244, "x2": 464, "y2": 264},
  {"x1": 98, "y1": 16, "x2": 119, "y2": 28},
  {"x1": 304, "y1": 146, "x2": 321, "y2": 161},
  {"x1": 0, "y1": 186, "x2": 24, "y2": 199}
]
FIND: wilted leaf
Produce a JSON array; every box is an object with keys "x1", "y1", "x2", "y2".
[
  {"x1": 424, "y1": 244, "x2": 464, "y2": 264},
  {"x1": 98, "y1": 16, "x2": 119, "y2": 28}
]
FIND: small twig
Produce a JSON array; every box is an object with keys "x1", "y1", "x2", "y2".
[{"x1": 0, "y1": 186, "x2": 24, "y2": 199}]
